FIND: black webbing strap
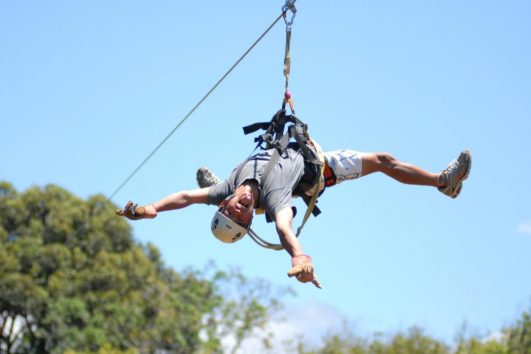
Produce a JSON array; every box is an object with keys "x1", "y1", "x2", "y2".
[
  {"x1": 260, "y1": 132, "x2": 291, "y2": 186},
  {"x1": 237, "y1": 109, "x2": 326, "y2": 250},
  {"x1": 242, "y1": 110, "x2": 323, "y2": 218},
  {"x1": 243, "y1": 122, "x2": 272, "y2": 135},
  {"x1": 289, "y1": 125, "x2": 322, "y2": 165}
]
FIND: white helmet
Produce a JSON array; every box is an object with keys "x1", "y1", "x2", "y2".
[{"x1": 211, "y1": 210, "x2": 248, "y2": 243}]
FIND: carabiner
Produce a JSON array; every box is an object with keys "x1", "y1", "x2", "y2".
[{"x1": 282, "y1": 0, "x2": 297, "y2": 29}]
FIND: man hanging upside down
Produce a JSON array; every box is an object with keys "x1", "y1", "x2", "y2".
[{"x1": 116, "y1": 140, "x2": 471, "y2": 289}]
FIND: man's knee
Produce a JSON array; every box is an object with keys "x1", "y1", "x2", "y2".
[
  {"x1": 360, "y1": 152, "x2": 397, "y2": 175},
  {"x1": 375, "y1": 152, "x2": 398, "y2": 170}
]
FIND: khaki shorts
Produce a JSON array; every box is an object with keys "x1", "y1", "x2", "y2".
[{"x1": 323, "y1": 149, "x2": 363, "y2": 185}]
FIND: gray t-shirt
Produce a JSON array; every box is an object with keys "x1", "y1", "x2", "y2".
[{"x1": 208, "y1": 147, "x2": 305, "y2": 220}]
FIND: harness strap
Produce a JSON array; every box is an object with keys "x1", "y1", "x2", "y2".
[
  {"x1": 243, "y1": 122, "x2": 272, "y2": 135},
  {"x1": 296, "y1": 138, "x2": 325, "y2": 236},
  {"x1": 282, "y1": 2, "x2": 296, "y2": 113},
  {"x1": 283, "y1": 30, "x2": 294, "y2": 113},
  {"x1": 260, "y1": 132, "x2": 291, "y2": 186},
  {"x1": 283, "y1": 28, "x2": 291, "y2": 91},
  {"x1": 239, "y1": 109, "x2": 326, "y2": 250},
  {"x1": 323, "y1": 163, "x2": 337, "y2": 187},
  {"x1": 289, "y1": 125, "x2": 321, "y2": 165}
]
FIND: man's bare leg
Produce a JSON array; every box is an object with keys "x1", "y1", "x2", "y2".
[
  {"x1": 359, "y1": 150, "x2": 472, "y2": 198},
  {"x1": 359, "y1": 152, "x2": 441, "y2": 187}
]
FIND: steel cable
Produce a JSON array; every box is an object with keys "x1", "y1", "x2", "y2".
[{"x1": 108, "y1": 5, "x2": 295, "y2": 201}]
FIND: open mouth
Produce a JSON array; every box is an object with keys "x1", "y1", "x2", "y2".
[{"x1": 236, "y1": 201, "x2": 250, "y2": 213}]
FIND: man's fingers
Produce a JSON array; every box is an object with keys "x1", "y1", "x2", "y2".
[
  {"x1": 312, "y1": 278, "x2": 322, "y2": 289},
  {"x1": 116, "y1": 201, "x2": 132, "y2": 216},
  {"x1": 115, "y1": 201, "x2": 144, "y2": 220},
  {"x1": 287, "y1": 265, "x2": 299, "y2": 277},
  {"x1": 287, "y1": 264, "x2": 322, "y2": 289},
  {"x1": 287, "y1": 264, "x2": 306, "y2": 277}
]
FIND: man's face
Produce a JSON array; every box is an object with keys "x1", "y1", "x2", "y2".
[{"x1": 219, "y1": 192, "x2": 254, "y2": 227}]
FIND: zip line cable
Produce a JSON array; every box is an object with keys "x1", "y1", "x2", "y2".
[{"x1": 108, "y1": 3, "x2": 296, "y2": 201}]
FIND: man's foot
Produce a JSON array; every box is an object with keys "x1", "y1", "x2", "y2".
[
  {"x1": 197, "y1": 167, "x2": 222, "y2": 188},
  {"x1": 438, "y1": 150, "x2": 472, "y2": 198}
]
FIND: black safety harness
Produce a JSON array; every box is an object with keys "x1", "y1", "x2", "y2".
[
  {"x1": 243, "y1": 109, "x2": 325, "y2": 213},
  {"x1": 238, "y1": 109, "x2": 327, "y2": 250}
]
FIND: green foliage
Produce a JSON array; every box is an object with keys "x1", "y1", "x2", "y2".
[
  {"x1": 506, "y1": 310, "x2": 531, "y2": 354},
  {"x1": 296, "y1": 326, "x2": 450, "y2": 354},
  {"x1": 0, "y1": 181, "x2": 292, "y2": 354},
  {"x1": 371, "y1": 327, "x2": 450, "y2": 354},
  {"x1": 65, "y1": 342, "x2": 138, "y2": 354},
  {"x1": 455, "y1": 336, "x2": 508, "y2": 354},
  {"x1": 293, "y1": 317, "x2": 531, "y2": 354}
]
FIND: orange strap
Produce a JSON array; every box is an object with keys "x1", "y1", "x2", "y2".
[
  {"x1": 283, "y1": 91, "x2": 295, "y2": 114},
  {"x1": 323, "y1": 163, "x2": 337, "y2": 187}
]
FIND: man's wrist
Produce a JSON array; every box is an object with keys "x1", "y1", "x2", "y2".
[
  {"x1": 291, "y1": 254, "x2": 312, "y2": 266},
  {"x1": 143, "y1": 204, "x2": 157, "y2": 219}
]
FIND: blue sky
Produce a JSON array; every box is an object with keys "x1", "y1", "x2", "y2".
[{"x1": 2, "y1": 0, "x2": 531, "y2": 349}]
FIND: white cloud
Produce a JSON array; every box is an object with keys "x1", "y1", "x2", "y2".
[
  {"x1": 517, "y1": 221, "x2": 531, "y2": 234},
  {"x1": 483, "y1": 330, "x2": 506, "y2": 343},
  {"x1": 230, "y1": 301, "x2": 347, "y2": 354}
]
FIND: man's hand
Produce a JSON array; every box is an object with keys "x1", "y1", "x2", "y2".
[
  {"x1": 115, "y1": 201, "x2": 146, "y2": 220},
  {"x1": 287, "y1": 255, "x2": 322, "y2": 289}
]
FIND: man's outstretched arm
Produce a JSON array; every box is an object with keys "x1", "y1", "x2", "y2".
[
  {"x1": 116, "y1": 187, "x2": 210, "y2": 219},
  {"x1": 275, "y1": 207, "x2": 321, "y2": 289}
]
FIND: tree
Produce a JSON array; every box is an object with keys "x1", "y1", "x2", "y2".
[
  {"x1": 506, "y1": 308, "x2": 531, "y2": 354},
  {"x1": 0, "y1": 181, "x2": 291, "y2": 353},
  {"x1": 302, "y1": 327, "x2": 450, "y2": 354},
  {"x1": 295, "y1": 320, "x2": 528, "y2": 354}
]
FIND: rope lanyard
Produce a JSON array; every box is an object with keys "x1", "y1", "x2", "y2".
[{"x1": 282, "y1": 0, "x2": 297, "y2": 114}]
